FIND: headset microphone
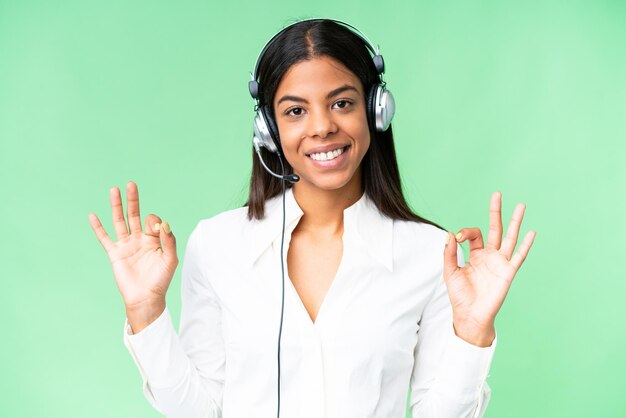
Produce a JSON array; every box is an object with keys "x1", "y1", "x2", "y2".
[{"x1": 253, "y1": 136, "x2": 300, "y2": 183}]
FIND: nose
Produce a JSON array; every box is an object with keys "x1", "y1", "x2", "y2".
[{"x1": 306, "y1": 107, "x2": 338, "y2": 139}]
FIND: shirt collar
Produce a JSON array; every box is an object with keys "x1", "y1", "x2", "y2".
[{"x1": 248, "y1": 187, "x2": 393, "y2": 272}]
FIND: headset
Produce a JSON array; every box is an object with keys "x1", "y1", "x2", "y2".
[{"x1": 247, "y1": 18, "x2": 395, "y2": 418}]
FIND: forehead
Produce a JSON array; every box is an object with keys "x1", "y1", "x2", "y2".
[{"x1": 274, "y1": 55, "x2": 363, "y2": 98}]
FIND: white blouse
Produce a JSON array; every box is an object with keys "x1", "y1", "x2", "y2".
[{"x1": 123, "y1": 187, "x2": 496, "y2": 418}]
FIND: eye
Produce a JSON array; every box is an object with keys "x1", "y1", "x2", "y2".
[
  {"x1": 285, "y1": 107, "x2": 304, "y2": 117},
  {"x1": 333, "y1": 99, "x2": 353, "y2": 110}
]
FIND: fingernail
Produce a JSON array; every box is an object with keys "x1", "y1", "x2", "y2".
[
  {"x1": 445, "y1": 232, "x2": 450, "y2": 246},
  {"x1": 154, "y1": 222, "x2": 161, "y2": 231},
  {"x1": 162, "y1": 221, "x2": 171, "y2": 234},
  {"x1": 456, "y1": 232, "x2": 463, "y2": 241}
]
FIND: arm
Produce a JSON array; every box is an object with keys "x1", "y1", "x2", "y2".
[
  {"x1": 411, "y1": 191, "x2": 536, "y2": 416},
  {"x1": 409, "y1": 242, "x2": 496, "y2": 418},
  {"x1": 124, "y1": 221, "x2": 225, "y2": 417}
]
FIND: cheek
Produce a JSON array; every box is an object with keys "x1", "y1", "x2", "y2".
[
  {"x1": 275, "y1": 119, "x2": 301, "y2": 149},
  {"x1": 278, "y1": 130, "x2": 300, "y2": 156},
  {"x1": 351, "y1": 114, "x2": 372, "y2": 153},
  {"x1": 351, "y1": 106, "x2": 370, "y2": 134},
  {"x1": 276, "y1": 128, "x2": 303, "y2": 167}
]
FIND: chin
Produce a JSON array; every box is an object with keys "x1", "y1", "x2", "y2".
[{"x1": 295, "y1": 171, "x2": 359, "y2": 193}]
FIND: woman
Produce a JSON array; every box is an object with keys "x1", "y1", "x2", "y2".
[{"x1": 89, "y1": 18, "x2": 535, "y2": 418}]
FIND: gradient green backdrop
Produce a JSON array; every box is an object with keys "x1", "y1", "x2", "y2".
[{"x1": 1, "y1": 0, "x2": 625, "y2": 417}]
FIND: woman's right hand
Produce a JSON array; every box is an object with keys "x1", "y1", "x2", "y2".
[{"x1": 88, "y1": 181, "x2": 179, "y2": 333}]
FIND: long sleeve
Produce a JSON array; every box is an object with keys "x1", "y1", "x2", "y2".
[
  {"x1": 409, "y1": 242, "x2": 496, "y2": 418},
  {"x1": 123, "y1": 221, "x2": 225, "y2": 417}
]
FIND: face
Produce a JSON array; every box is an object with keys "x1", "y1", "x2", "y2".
[{"x1": 272, "y1": 55, "x2": 370, "y2": 195}]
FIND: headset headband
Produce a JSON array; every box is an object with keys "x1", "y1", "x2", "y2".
[{"x1": 249, "y1": 18, "x2": 384, "y2": 100}]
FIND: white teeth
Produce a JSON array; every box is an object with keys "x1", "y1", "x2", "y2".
[{"x1": 309, "y1": 146, "x2": 345, "y2": 161}]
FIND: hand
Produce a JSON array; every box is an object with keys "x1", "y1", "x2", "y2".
[
  {"x1": 88, "y1": 181, "x2": 179, "y2": 332},
  {"x1": 443, "y1": 191, "x2": 536, "y2": 346}
]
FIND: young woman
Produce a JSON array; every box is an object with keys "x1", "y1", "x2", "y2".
[{"x1": 89, "y1": 18, "x2": 536, "y2": 418}]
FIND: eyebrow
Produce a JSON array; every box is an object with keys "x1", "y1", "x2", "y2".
[{"x1": 276, "y1": 85, "x2": 359, "y2": 106}]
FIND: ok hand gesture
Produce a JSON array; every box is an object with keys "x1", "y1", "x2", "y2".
[
  {"x1": 443, "y1": 192, "x2": 536, "y2": 347},
  {"x1": 88, "y1": 181, "x2": 178, "y2": 333}
]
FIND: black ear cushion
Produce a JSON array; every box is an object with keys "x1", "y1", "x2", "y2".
[
  {"x1": 260, "y1": 105, "x2": 281, "y2": 152},
  {"x1": 366, "y1": 84, "x2": 379, "y2": 133}
]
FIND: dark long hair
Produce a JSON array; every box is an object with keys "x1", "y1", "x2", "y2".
[{"x1": 244, "y1": 19, "x2": 443, "y2": 230}]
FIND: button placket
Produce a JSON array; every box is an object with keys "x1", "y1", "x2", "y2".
[
  {"x1": 300, "y1": 327, "x2": 326, "y2": 418},
  {"x1": 314, "y1": 326, "x2": 327, "y2": 417}
]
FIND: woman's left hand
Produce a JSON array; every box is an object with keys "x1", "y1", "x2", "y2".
[{"x1": 443, "y1": 191, "x2": 536, "y2": 347}]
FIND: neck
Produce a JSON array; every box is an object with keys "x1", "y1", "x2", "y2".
[{"x1": 292, "y1": 172, "x2": 363, "y2": 235}]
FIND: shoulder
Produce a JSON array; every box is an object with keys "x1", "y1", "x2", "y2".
[
  {"x1": 393, "y1": 218, "x2": 448, "y2": 250},
  {"x1": 393, "y1": 218, "x2": 465, "y2": 268},
  {"x1": 387, "y1": 220, "x2": 454, "y2": 283},
  {"x1": 195, "y1": 206, "x2": 251, "y2": 235},
  {"x1": 188, "y1": 206, "x2": 255, "y2": 254}
]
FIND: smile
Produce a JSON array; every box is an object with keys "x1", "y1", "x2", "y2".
[{"x1": 307, "y1": 146, "x2": 349, "y2": 161}]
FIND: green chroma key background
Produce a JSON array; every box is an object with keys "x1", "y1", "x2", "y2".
[{"x1": 1, "y1": 0, "x2": 624, "y2": 417}]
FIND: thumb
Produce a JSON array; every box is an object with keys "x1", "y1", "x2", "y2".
[
  {"x1": 159, "y1": 220, "x2": 178, "y2": 268},
  {"x1": 443, "y1": 231, "x2": 459, "y2": 280}
]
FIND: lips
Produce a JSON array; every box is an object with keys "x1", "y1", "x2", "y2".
[{"x1": 302, "y1": 144, "x2": 351, "y2": 170}]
